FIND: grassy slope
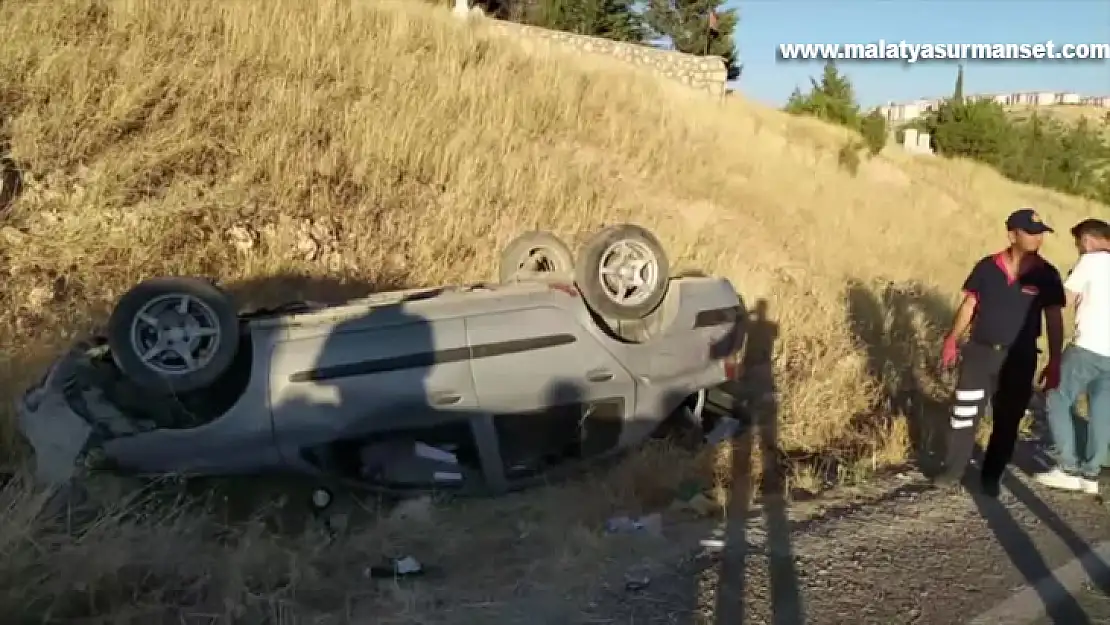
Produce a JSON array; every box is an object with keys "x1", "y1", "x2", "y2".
[
  {"x1": 1006, "y1": 104, "x2": 1110, "y2": 137},
  {"x1": 0, "y1": 0, "x2": 1104, "y2": 621}
]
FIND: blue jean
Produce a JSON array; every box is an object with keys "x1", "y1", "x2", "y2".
[{"x1": 1046, "y1": 344, "x2": 1110, "y2": 478}]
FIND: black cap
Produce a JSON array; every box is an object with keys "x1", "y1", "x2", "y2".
[{"x1": 1006, "y1": 208, "x2": 1053, "y2": 234}]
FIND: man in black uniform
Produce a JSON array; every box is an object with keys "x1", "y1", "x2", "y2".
[{"x1": 937, "y1": 208, "x2": 1066, "y2": 496}]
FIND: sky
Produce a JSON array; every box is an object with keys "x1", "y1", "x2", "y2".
[{"x1": 731, "y1": 0, "x2": 1110, "y2": 108}]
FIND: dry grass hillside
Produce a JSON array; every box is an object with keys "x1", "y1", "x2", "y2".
[
  {"x1": 0, "y1": 0, "x2": 1105, "y2": 622},
  {"x1": 1007, "y1": 104, "x2": 1110, "y2": 136}
]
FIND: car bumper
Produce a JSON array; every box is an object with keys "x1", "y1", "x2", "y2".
[{"x1": 16, "y1": 350, "x2": 96, "y2": 485}]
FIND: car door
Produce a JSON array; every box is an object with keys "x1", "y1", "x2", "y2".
[
  {"x1": 268, "y1": 311, "x2": 478, "y2": 460},
  {"x1": 465, "y1": 306, "x2": 634, "y2": 470}
]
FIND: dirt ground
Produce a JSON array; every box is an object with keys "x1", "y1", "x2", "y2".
[
  {"x1": 155, "y1": 433, "x2": 1108, "y2": 625},
  {"x1": 278, "y1": 458, "x2": 1110, "y2": 625}
]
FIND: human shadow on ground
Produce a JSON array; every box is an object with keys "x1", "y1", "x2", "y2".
[
  {"x1": 13, "y1": 264, "x2": 769, "y2": 613},
  {"x1": 51, "y1": 271, "x2": 625, "y2": 622},
  {"x1": 846, "y1": 278, "x2": 1109, "y2": 622},
  {"x1": 270, "y1": 274, "x2": 773, "y2": 621},
  {"x1": 710, "y1": 299, "x2": 805, "y2": 625},
  {"x1": 167, "y1": 271, "x2": 415, "y2": 529},
  {"x1": 187, "y1": 272, "x2": 639, "y2": 528},
  {"x1": 1003, "y1": 450, "x2": 1110, "y2": 592},
  {"x1": 972, "y1": 461, "x2": 1110, "y2": 624}
]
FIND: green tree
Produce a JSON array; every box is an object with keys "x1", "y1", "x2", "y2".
[
  {"x1": 783, "y1": 61, "x2": 876, "y2": 171},
  {"x1": 531, "y1": 0, "x2": 645, "y2": 41},
  {"x1": 644, "y1": 0, "x2": 741, "y2": 80},
  {"x1": 860, "y1": 109, "x2": 888, "y2": 156},
  {"x1": 783, "y1": 61, "x2": 860, "y2": 128},
  {"x1": 925, "y1": 95, "x2": 1110, "y2": 206},
  {"x1": 1055, "y1": 117, "x2": 1110, "y2": 195},
  {"x1": 1000, "y1": 112, "x2": 1052, "y2": 184},
  {"x1": 952, "y1": 64, "x2": 964, "y2": 103},
  {"x1": 925, "y1": 99, "x2": 1014, "y2": 165},
  {"x1": 785, "y1": 87, "x2": 805, "y2": 111}
]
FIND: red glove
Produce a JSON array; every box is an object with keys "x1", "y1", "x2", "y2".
[
  {"x1": 941, "y1": 336, "x2": 959, "y2": 368},
  {"x1": 1039, "y1": 359, "x2": 1061, "y2": 391}
]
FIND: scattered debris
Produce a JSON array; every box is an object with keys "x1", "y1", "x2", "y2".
[
  {"x1": 389, "y1": 494, "x2": 433, "y2": 524},
  {"x1": 705, "y1": 415, "x2": 741, "y2": 445},
  {"x1": 605, "y1": 512, "x2": 663, "y2": 537},
  {"x1": 699, "y1": 526, "x2": 727, "y2": 551},
  {"x1": 365, "y1": 555, "x2": 426, "y2": 580},
  {"x1": 360, "y1": 440, "x2": 463, "y2": 486},
  {"x1": 669, "y1": 479, "x2": 723, "y2": 518}
]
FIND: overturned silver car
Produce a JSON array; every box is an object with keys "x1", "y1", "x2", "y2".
[{"x1": 18, "y1": 224, "x2": 746, "y2": 495}]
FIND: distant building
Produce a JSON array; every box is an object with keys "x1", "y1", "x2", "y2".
[
  {"x1": 878, "y1": 98, "x2": 942, "y2": 124},
  {"x1": 1080, "y1": 95, "x2": 1110, "y2": 108},
  {"x1": 879, "y1": 91, "x2": 1109, "y2": 123},
  {"x1": 965, "y1": 93, "x2": 1010, "y2": 105},
  {"x1": 1007, "y1": 91, "x2": 1057, "y2": 106}
]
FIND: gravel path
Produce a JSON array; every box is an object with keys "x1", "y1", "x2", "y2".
[
  {"x1": 344, "y1": 382, "x2": 1110, "y2": 625},
  {"x1": 1032, "y1": 582, "x2": 1110, "y2": 625},
  {"x1": 579, "y1": 467, "x2": 1110, "y2": 625}
]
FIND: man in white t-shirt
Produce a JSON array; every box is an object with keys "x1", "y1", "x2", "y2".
[{"x1": 1035, "y1": 218, "x2": 1110, "y2": 494}]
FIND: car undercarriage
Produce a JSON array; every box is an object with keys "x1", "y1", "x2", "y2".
[{"x1": 17, "y1": 224, "x2": 747, "y2": 497}]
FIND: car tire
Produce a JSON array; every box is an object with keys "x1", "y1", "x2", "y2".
[
  {"x1": 107, "y1": 277, "x2": 240, "y2": 394},
  {"x1": 498, "y1": 231, "x2": 575, "y2": 283},
  {"x1": 575, "y1": 224, "x2": 670, "y2": 320}
]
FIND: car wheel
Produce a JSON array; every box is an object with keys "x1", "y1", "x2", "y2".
[
  {"x1": 107, "y1": 276, "x2": 240, "y2": 394},
  {"x1": 498, "y1": 231, "x2": 575, "y2": 283},
  {"x1": 575, "y1": 224, "x2": 670, "y2": 320}
]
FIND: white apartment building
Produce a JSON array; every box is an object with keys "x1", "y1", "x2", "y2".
[
  {"x1": 990, "y1": 91, "x2": 1079, "y2": 106},
  {"x1": 880, "y1": 92, "x2": 1109, "y2": 123},
  {"x1": 1080, "y1": 95, "x2": 1110, "y2": 108},
  {"x1": 878, "y1": 98, "x2": 942, "y2": 123},
  {"x1": 966, "y1": 93, "x2": 1010, "y2": 105},
  {"x1": 1009, "y1": 91, "x2": 1056, "y2": 106}
]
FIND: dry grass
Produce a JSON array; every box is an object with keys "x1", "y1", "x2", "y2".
[
  {"x1": 0, "y1": 0, "x2": 1106, "y2": 621},
  {"x1": 1006, "y1": 104, "x2": 1110, "y2": 136}
]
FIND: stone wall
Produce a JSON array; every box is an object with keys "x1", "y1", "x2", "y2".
[{"x1": 460, "y1": 8, "x2": 729, "y2": 97}]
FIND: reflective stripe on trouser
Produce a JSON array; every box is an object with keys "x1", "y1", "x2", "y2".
[
  {"x1": 944, "y1": 342, "x2": 1036, "y2": 481},
  {"x1": 951, "y1": 389, "x2": 986, "y2": 431}
]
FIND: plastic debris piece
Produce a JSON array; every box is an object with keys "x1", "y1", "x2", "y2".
[
  {"x1": 605, "y1": 513, "x2": 664, "y2": 536},
  {"x1": 705, "y1": 416, "x2": 741, "y2": 445},
  {"x1": 367, "y1": 555, "x2": 425, "y2": 579}
]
